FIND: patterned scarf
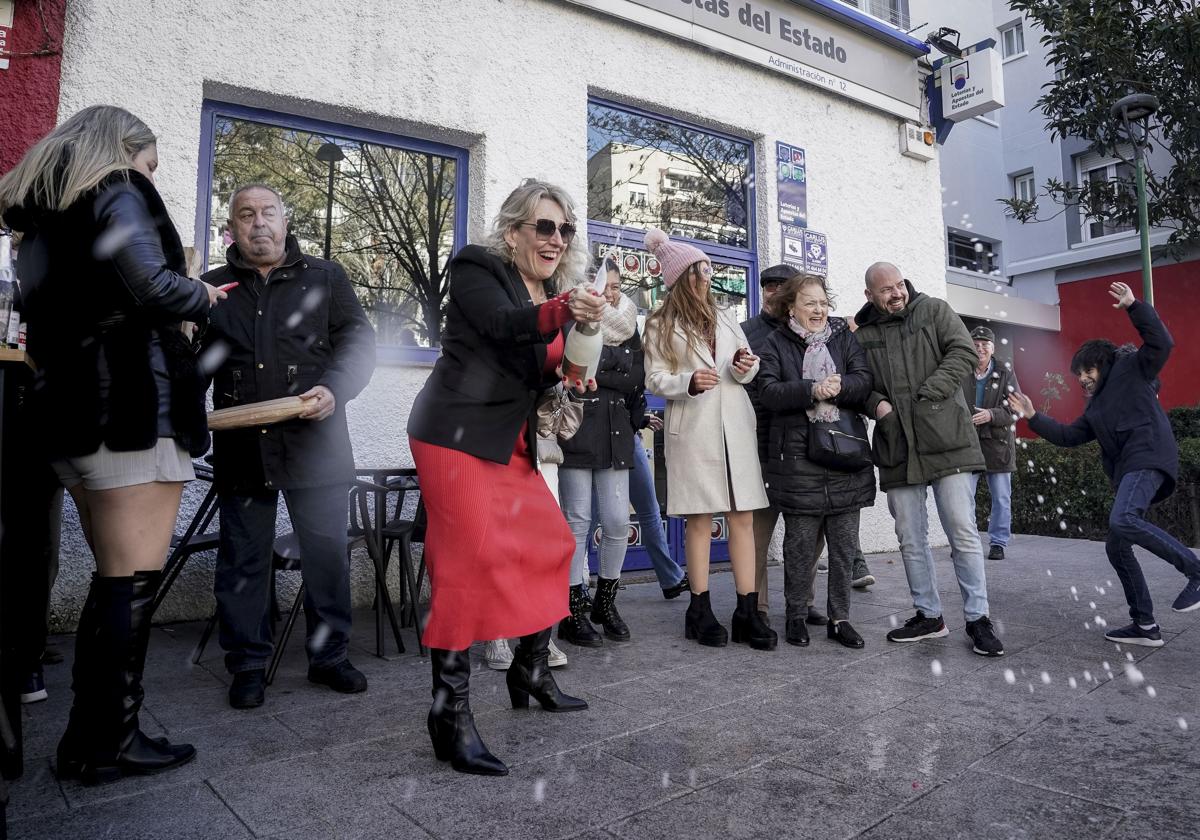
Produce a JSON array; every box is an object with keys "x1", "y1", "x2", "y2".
[
  {"x1": 600, "y1": 293, "x2": 638, "y2": 346},
  {"x1": 788, "y1": 317, "x2": 840, "y2": 422}
]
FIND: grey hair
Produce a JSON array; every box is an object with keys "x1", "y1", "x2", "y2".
[
  {"x1": 483, "y1": 180, "x2": 588, "y2": 293},
  {"x1": 0, "y1": 105, "x2": 156, "y2": 215},
  {"x1": 227, "y1": 182, "x2": 286, "y2": 219}
]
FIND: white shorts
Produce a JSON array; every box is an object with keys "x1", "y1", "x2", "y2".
[{"x1": 52, "y1": 438, "x2": 195, "y2": 491}]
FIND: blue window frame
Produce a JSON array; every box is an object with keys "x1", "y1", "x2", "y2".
[{"x1": 196, "y1": 101, "x2": 470, "y2": 365}]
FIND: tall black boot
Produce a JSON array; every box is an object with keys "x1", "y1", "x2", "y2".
[
  {"x1": 69, "y1": 574, "x2": 196, "y2": 785},
  {"x1": 558, "y1": 584, "x2": 602, "y2": 647},
  {"x1": 427, "y1": 648, "x2": 508, "y2": 776},
  {"x1": 684, "y1": 590, "x2": 728, "y2": 647},
  {"x1": 590, "y1": 577, "x2": 631, "y2": 641},
  {"x1": 56, "y1": 575, "x2": 101, "y2": 779},
  {"x1": 507, "y1": 627, "x2": 588, "y2": 712},
  {"x1": 731, "y1": 591, "x2": 778, "y2": 651}
]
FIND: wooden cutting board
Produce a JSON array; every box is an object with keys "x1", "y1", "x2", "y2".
[{"x1": 208, "y1": 396, "x2": 308, "y2": 431}]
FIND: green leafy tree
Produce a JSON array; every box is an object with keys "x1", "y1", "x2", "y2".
[{"x1": 1000, "y1": 0, "x2": 1200, "y2": 254}]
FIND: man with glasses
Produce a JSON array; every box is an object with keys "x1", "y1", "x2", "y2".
[{"x1": 854, "y1": 262, "x2": 1004, "y2": 657}]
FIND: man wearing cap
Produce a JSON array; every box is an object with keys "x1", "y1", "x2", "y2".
[{"x1": 962, "y1": 326, "x2": 1020, "y2": 560}]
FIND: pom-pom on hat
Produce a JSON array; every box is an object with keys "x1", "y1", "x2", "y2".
[{"x1": 644, "y1": 228, "x2": 710, "y2": 290}]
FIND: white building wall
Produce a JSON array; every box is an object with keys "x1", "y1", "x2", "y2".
[{"x1": 48, "y1": 0, "x2": 949, "y2": 629}]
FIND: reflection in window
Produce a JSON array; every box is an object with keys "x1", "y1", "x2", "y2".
[
  {"x1": 947, "y1": 228, "x2": 1001, "y2": 275},
  {"x1": 587, "y1": 102, "x2": 751, "y2": 248},
  {"x1": 593, "y1": 242, "x2": 750, "y2": 326},
  {"x1": 207, "y1": 115, "x2": 462, "y2": 348},
  {"x1": 1081, "y1": 159, "x2": 1136, "y2": 241}
]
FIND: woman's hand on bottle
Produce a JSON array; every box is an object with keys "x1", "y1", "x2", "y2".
[
  {"x1": 203, "y1": 282, "x2": 229, "y2": 308},
  {"x1": 568, "y1": 285, "x2": 606, "y2": 325},
  {"x1": 689, "y1": 367, "x2": 720, "y2": 394}
]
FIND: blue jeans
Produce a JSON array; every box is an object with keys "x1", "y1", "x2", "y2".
[
  {"x1": 967, "y1": 471, "x2": 1012, "y2": 547},
  {"x1": 214, "y1": 484, "x2": 352, "y2": 674},
  {"x1": 887, "y1": 472, "x2": 990, "y2": 622},
  {"x1": 1106, "y1": 469, "x2": 1200, "y2": 625},
  {"x1": 560, "y1": 467, "x2": 631, "y2": 582},
  {"x1": 628, "y1": 440, "x2": 685, "y2": 589}
]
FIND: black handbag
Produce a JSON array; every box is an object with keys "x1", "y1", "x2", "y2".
[{"x1": 807, "y1": 411, "x2": 872, "y2": 472}]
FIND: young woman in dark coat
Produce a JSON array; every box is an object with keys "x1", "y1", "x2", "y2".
[
  {"x1": 0, "y1": 105, "x2": 226, "y2": 784},
  {"x1": 756, "y1": 274, "x2": 876, "y2": 649}
]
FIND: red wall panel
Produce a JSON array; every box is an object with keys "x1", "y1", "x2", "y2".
[{"x1": 0, "y1": 0, "x2": 67, "y2": 175}]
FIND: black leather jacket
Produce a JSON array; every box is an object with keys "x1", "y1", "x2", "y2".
[{"x1": 5, "y1": 170, "x2": 211, "y2": 459}]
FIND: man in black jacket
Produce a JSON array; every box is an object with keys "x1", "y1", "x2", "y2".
[
  {"x1": 962, "y1": 326, "x2": 1020, "y2": 560},
  {"x1": 1010, "y1": 282, "x2": 1200, "y2": 646},
  {"x1": 201, "y1": 184, "x2": 376, "y2": 708}
]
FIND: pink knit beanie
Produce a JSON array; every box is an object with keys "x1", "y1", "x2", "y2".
[{"x1": 643, "y1": 228, "x2": 710, "y2": 289}]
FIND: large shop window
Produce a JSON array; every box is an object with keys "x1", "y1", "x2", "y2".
[
  {"x1": 198, "y1": 102, "x2": 468, "y2": 360},
  {"x1": 585, "y1": 98, "x2": 757, "y2": 323}
]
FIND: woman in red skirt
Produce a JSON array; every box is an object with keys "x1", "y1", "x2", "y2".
[{"x1": 407, "y1": 180, "x2": 606, "y2": 776}]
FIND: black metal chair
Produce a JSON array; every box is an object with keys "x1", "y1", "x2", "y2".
[
  {"x1": 354, "y1": 470, "x2": 428, "y2": 656},
  {"x1": 152, "y1": 461, "x2": 219, "y2": 615}
]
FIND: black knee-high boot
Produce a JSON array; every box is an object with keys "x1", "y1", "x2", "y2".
[
  {"x1": 61, "y1": 573, "x2": 196, "y2": 785},
  {"x1": 428, "y1": 648, "x2": 508, "y2": 776},
  {"x1": 507, "y1": 627, "x2": 588, "y2": 712},
  {"x1": 56, "y1": 575, "x2": 101, "y2": 778}
]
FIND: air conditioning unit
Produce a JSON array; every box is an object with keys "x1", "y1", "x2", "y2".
[{"x1": 899, "y1": 123, "x2": 936, "y2": 161}]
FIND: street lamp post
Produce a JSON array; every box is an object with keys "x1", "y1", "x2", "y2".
[
  {"x1": 315, "y1": 142, "x2": 345, "y2": 261},
  {"x1": 1109, "y1": 93, "x2": 1159, "y2": 305}
]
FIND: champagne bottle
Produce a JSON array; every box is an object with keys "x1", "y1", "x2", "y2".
[{"x1": 562, "y1": 321, "x2": 601, "y2": 384}]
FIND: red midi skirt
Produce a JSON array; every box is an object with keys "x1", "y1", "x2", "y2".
[{"x1": 410, "y1": 432, "x2": 574, "y2": 651}]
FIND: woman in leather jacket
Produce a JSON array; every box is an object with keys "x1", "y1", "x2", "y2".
[{"x1": 0, "y1": 105, "x2": 226, "y2": 785}]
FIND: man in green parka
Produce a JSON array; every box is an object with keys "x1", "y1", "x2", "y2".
[{"x1": 854, "y1": 262, "x2": 1004, "y2": 656}]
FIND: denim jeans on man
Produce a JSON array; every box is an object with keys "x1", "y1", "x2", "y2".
[
  {"x1": 626, "y1": 441, "x2": 685, "y2": 589},
  {"x1": 1106, "y1": 468, "x2": 1200, "y2": 625},
  {"x1": 887, "y1": 471, "x2": 990, "y2": 622},
  {"x1": 215, "y1": 483, "x2": 353, "y2": 674},
  {"x1": 560, "y1": 467, "x2": 631, "y2": 582},
  {"x1": 967, "y1": 471, "x2": 1012, "y2": 548}
]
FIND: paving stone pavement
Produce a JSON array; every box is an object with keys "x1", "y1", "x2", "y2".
[{"x1": 7, "y1": 534, "x2": 1197, "y2": 840}]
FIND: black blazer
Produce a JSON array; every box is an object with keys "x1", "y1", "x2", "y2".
[{"x1": 407, "y1": 244, "x2": 563, "y2": 465}]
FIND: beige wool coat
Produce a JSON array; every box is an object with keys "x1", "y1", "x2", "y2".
[{"x1": 644, "y1": 306, "x2": 769, "y2": 516}]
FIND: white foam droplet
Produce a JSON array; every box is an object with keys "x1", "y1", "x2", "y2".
[
  {"x1": 1146, "y1": 686, "x2": 1157, "y2": 698},
  {"x1": 1040, "y1": 671, "x2": 1051, "y2": 685},
  {"x1": 1068, "y1": 677, "x2": 1078, "y2": 689},
  {"x1": 931, "y1": 660, "x2": 943, "y2": 677},
  {"x1": 1125, "y1": 663, "x2": 1144, "y2": 686},
  {"x1": 1003, "y1": 669, "x2": 1016, "y2": 684},
  {"x1": 1178, "y1": 717, "x2": 1189, "y2": 730},
  {"x1": 533, "y1": 778, "x2": 546, "y2": 801}
]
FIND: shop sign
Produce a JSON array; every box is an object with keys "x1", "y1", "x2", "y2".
[
  {"x1": 940, "y1": 47, "x2": 1005, "y2": 122},
  {"x1": 776, "y1": 142, "x2": 807, "y2": 227},
  {"x1": 802, "y1": 229, "x2": 828, "y2": 276},
  {"x1": 565, "y1": 0, "x2": 923, "y2": 120}
]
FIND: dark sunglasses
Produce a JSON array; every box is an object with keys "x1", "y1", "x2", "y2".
[{"x1": 520, "y1": 219, "x2": 577, "y2": 243}]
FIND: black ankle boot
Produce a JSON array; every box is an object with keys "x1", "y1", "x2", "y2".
[
  {"x1": 731, "y1": 592, "x2": 778, "y2": 651},
  {"x1": 590, "y1": 577, "x2": 630, "y2": 641},
  {"x1": 684, "y1": 590, "x2": 728, "y2": 647},
  {"x1": 558, "y1": 584, "x2": 602, "y2": 647},
  {"x1": 827, "y1": 620, "x2": 865, "y2": 649},
  {"x1": 63, "y1": 573, "x2": 196, "y2": 785},
  {"x1": 785, "y1": 617, "x2": 810, "y2": 647},
  {"x1": 428, "y1": 648, "x2": 508, "y2": 776},
  {"x1": 507, "y1": 627, "x2": 588, "y2": 712}
]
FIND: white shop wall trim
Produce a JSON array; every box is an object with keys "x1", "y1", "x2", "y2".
[{"x1": 45, "y1": 0, "x2": 949, "y2": 627}]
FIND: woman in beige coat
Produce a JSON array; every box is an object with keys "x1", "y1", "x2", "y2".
[{"x1": 642, "y1": 229, "x2": 775, "y2": 651}]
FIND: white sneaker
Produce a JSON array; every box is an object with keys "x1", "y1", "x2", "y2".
[
  {"x1": 547, "y1": 637, "x2": 568, "y2": 668},
  {"x1": 484, "y1": 638, "x2": 513, "y2": 670}
]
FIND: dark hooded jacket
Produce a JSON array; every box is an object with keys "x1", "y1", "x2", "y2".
[
  {"x1": 559, "y1": 327, "x2": 641, "y2": 471},
  {"x1": 1028, "y1": 300, "x2": 1178, "y2": 503},
  {"x1": 853, "y1": 281, "x2": 984, "y2": 491},
  {"x1": 741, "y1": 310, "x2": 785, "y2": 462},
  {"x1": 4, "y1": 170, "x2": 211, "y2": 459},
  {"x1": 200, "y1": 236, "x2": 376, "y2": 493},
  {"x1": 756, "y1": 316, "x2": 876, "y2": 514}
]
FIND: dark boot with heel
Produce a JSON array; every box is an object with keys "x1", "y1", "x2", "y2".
[
  {"x1": 427, "y1": 648, "x2": 508, "y2": 776},
  {"x1": 590, "y1": 577, "x2": 631, "y2": 641},
  {"x1": 58, "y1": 572, "x2": 196, "y2": 785},
  {"x1": 507, "y1": 627, "x2": 588, "y2": 713},
  {"x1": 731, "y1": 592, "x2": 778, "y2": 650},
  {"x1": 684, "y1": 590, "x2": 728, "y2": 647},
  {"x1": 558, "y1": 584, "x2": 603, "y2": 647}
]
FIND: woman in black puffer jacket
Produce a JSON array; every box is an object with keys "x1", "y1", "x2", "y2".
[
  {"x1": 756, "y1": 273, "x2": 875, "y2": 651},
  {"x1": 0, "y1": 105, "x2": 225, "y2": 785}
]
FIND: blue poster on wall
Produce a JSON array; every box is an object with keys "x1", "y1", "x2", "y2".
[
  {"x1": 803, "y1": 229, "x2": 828, "y2": 277},
  {"x1": 781, "y1": 223, "x2": 806, "y2": 271},
  {"x1": 776, "y1": 141, "x2": 807, "y2": 228}
]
